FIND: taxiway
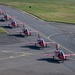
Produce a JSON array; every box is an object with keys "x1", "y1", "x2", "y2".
[{"x1": 0, "y1": 5, "x2": 75, "y2": 75}]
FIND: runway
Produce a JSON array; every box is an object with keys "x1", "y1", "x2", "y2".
[{"x1": 0, "y1": 5, "x2": 75, "y2": 75}]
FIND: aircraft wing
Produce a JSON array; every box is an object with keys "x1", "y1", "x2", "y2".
[
  {"x1": 45, "y1": 42, "x2": 55, "y2": 44},
  {"x1": 42, "y1": 54, "x2": 54, "y2": 57},
  {"x1": 29, "y1": 30, "x2": 37, "y2": 33},
  {"x1": 17, "y1": 22, "x2": 23, "y2": 25},
  {"x1": 65, "y1": 54, "x2": 75, "y2": 57},
  {"x1": 26, "y1": 42, "x2": 37, "y2": 44},
  {"x1": 16, "y1": 31, "x2": 23, "y2": 34}
]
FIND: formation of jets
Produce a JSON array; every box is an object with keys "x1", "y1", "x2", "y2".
[
  {"x1": 0, "y1": 9, "x2": 11, "y2": 21},
  {"x1": 0, "y1": 9, "x2": 22, "y2": 28},
  {"x1": 0, "y1": 8, "x2": 75, "y2": 62}
]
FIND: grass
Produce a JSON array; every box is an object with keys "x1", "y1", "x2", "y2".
[
  {"x1": 0, "y1": 0, "x2": 75, "y2": 24},
  {"x1": 0, "y1": 27, "x2": 7, "y2": 33}
]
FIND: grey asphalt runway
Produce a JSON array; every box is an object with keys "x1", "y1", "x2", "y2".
[{"x1": 0, "y1": 5, "x2": 75, "y2": 75}]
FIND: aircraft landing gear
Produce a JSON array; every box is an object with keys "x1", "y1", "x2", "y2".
[
  {"x1": 35, "y1": 44, "x2": 36, "y2": 46},
  {"x1": 17, "y1": 24, "x2": 19, "y2": 27},
  {"x1": 46, "y1": 44, "x2": 47, "y2": 47},
  {"x1": 30, "y1": 33, "x2": 31, "y2": 36},
  {"x1": 65, "y1": 56, "x2": 67, "y2": 60},
  {"x1": 20, "y1": 32, "x2": 21, "y2": 35},
  {"x1": 53, "y1": 56, "x2": 55, "y2": 59}
]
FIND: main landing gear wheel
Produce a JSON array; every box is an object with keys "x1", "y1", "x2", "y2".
[
  {"x1": 35, "y1": 44, "x2": 36, "y2": 46},
  {"x1": 65, "y1": 56, "x2": 67, "y2": 60},
  {"x1": 17, "y1": 24, "x2": 19, "y2": 27},
  {"x1": 53, "y1": 56, "x2": 55, "y2": 59},
  {"x1": 46, "y1": 44, "x2": 47, "y2": 47}
]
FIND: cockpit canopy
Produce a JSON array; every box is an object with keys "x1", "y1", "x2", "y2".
[
  {"x1": 23, "y1": 28, "x2": 28, "y2": 32},
  {"x1": 59, "y1": 50, "x2": 65, "y2": 56},
  {"x1": 40, "y1": 38, "x2": 45, "y2": 43},
  {"x1": 4, "y1": 13, "x2": 7, "y2": 16},
  {"x1": 11, "y1": 19, "x2": 16, "y2": 23},
  {"x1": 25, "y1": 28, "x2": 28, "y2": 31}
]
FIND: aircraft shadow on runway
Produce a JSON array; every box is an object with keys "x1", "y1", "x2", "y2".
[
  {"x1": 37, "y1": 58, "x2": 63, "y2": 64},
  {"x1": 1, "y1": 25, "x2": 12, "y2": 29},
  {"x1": 21, "y1": 44, "x2": 50, "y2": 50},
  {"x1": 0, "y1": 19, "x2": 5, "y2": 22},
  {"x1": 21, "y1": 45, "x2": 41, "y2": 50},
  {"x1": 8, "y1": 34, "x2": 25, "y2": 38}
]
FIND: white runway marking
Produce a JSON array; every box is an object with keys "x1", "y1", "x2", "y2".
[
  {"x1": 0, "y1": 49, "x2": 55, "y2": 60},
  {"x1": 9, "y1": 52, "x2": 32, "y2": 58},
  {"x1": 0, "y1": 50, "x2": 32, "y2": 60},
  {"x1": 0, "y1": 50, "x2": 14, "y2": 53}
]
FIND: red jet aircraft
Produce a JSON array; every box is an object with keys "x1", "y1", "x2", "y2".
[
  {"x1": 27, "y1": 33, "x2": 55, "y2": 48},
  {"x1": 2, "y1": 13, "x2": 12, "y2": 21},
  {"x1": 44, "y1": 44, "x2": 75, "y2": 61},
  {"x1": 8, "y1": 19, "x2": 23, "y2": 28},
  {"x1": 18, "y1": 24, "x2": 37, "y2": 36}
]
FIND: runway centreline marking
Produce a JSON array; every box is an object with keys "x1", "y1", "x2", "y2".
[
  {"x1": 48, "y1": 33, "x2": 62, "y2": 38},
  {"x1": 6, "y1": 12, "x2": 75, "y2": 54}
]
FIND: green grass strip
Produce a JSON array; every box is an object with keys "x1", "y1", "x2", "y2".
[
  {"x1": 0, "y1": 27, "x2": 8, "y2": 33},
  {"x1": 0, "y1": 0, "x2": 75, "y2": 24}
]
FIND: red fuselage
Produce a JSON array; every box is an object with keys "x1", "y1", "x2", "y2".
[
  {"x1": 23, "y1": 29, "x2": 30, "y2": 35},
  {"x1": 55, "y1": 50, "x2": 67, "y2": 60},
  {"x1": 11, "y1": 22, "x2": 17, "y2": 27},
  {"x1": 37, "y1": 39, "x2": 46, "y2": 47}
]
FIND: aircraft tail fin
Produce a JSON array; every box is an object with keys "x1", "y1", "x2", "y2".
[
  {"x1": 23, "y1": 24, "x2": 25, "y2": 29},
  {"x1": 56, "y1": 43, "x2": 60, "y2": 50},
  {"x1": 38, "y1": 33, "x2": 40, "y2": 40}
]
